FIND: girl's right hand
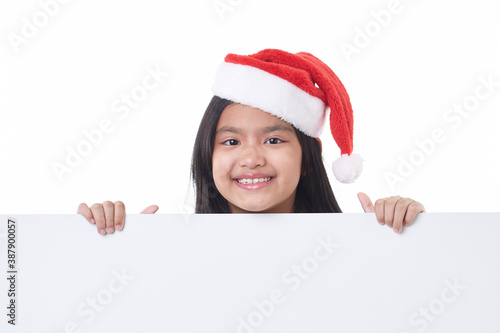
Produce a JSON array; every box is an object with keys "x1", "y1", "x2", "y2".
[{"x1": 77, "y1": 201, "x2": 159, "y2": 235}]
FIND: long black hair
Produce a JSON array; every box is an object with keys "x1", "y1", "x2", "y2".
[{"x1": 191, "y1": 95, "x2": 342, "y2": 213}]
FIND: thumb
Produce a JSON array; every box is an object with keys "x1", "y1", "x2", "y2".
[
  {"x1": 357, "y1": 192, "x2": 375, "y2": 213},
  {"x1": 140, "y1": 205, "x2": 159, "y2": 214}
]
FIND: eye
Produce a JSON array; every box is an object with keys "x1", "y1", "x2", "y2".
[
  {"x1": 266, "y1": 138, "x2": 283, "y2": 144},
  {"x1": 222, "y1": 139, "x2": 239, "y2": 146}
]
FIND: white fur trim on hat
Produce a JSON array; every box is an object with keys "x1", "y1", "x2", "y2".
[{"x1": 212, "y1": 62, "x2": 326, "y2": 137}]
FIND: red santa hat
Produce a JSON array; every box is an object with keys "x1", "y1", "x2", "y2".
[{"x1": 212, "y1": 48, "x2": 363, "y2": 184}]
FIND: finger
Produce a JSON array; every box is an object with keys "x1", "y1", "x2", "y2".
[
  {"x1": 374, "y1": 198, "x2": 386, "y2": 225},
  {"x1": 114, "y1": 201, "x2": 126, "y2": 231},
  {"x1": 403, "y1": 201, "x2": 425, "y2": 227},
  {"x1": 357, "y1": 192, "x2": 375, "y2": 213},
  {"x1": 392, "y1": 198, "x2": 414, "y2": 233},
  {"x1": 141, "y1": 205, "x2": 159, "y2": 214},
  {"x1": 77, "y1": 203, "x2": 95, "y2": 224},
  {"x1": 384, "y1": 196, "x2": 402, "y2": 228},
  {"x1": 102, "y1": 201, "x2": 115, "y2": 234},
  {"x1": 90, "y1": 204, "x2": 106, "y2": 235}
]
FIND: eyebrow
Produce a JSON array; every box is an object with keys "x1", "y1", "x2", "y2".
[{"x1": 215, "y1": 124, "x2": 294, "y2": 135}]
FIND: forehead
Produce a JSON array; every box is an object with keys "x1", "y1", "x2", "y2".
[{"x1": 216, "y1": 103, "x2": 294, "y2": 130}]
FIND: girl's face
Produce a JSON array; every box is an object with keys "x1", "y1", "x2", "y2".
[{"x1": 212, "y1": 103, "x2": 303, "y2": 213}]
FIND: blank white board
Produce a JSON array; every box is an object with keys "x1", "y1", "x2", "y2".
[{"x1": 1, "y1": 213, "x2": 499, "y2": 332}]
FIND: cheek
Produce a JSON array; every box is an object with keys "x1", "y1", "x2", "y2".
[
  {"x1": 272, "y1": 146, "x2": 302, "y2": 180},
  {"x1": 290, "y1": 150, "x2": 303, "y2": 180},
  {"x1": 212, "y1": 149, "x2": 233, "y2": 182}
]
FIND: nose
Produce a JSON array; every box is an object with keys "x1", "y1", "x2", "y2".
[{"x1": 238, "y1": 144, "x2": 266, "y2": 169}]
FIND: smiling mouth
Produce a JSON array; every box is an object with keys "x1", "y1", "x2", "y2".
[{"x1": 235, "y1": 177, "x2": 272, "y2": 184}]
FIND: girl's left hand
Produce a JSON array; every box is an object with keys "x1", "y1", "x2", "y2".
[{"x1": 357, "y1": 192, "x2": 425, "y2": 233}]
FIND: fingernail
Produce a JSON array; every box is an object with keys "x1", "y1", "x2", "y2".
[
  {"x1": 115, "y1": 224, "x2": 122, "y2": 231},
  {"x1": 106, "y1": 227, "x2": 114, "y2": 234},
  {"x1": 91, "y1": 218, "x2": 95, "y2": 224},
  {"x1": 394, "y1": 228, "x2": 400, "y2": 233},
  {"x1": 99, "y1": 229, "x2": 106, "y2": 235}
]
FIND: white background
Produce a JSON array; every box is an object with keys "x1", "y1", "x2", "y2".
[{"x1": 0, "y1": 0, "x2": 499, "y2": 214}]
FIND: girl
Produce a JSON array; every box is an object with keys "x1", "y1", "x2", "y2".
[{"x1": 78, "y1": 49, "x2": 425, "y2": 234}]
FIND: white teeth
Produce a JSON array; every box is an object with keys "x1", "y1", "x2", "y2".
[{"x1": 237, "y1": 177, "x2": 271, "y2": 184}]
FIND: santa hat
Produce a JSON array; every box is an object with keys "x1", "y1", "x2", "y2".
[{"x1": 212, "y1": 48, "x2": 363, "y2": 183}]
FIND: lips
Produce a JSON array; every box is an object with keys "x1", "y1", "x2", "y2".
[
  {"x1": 233, "y1": 173, "x2": 274, "y2": 190},
  {"x1": 236, "y1": 177, "x2": 271, "y2": 184}
]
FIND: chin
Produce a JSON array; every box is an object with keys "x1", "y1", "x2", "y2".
[
  {"x1": 240, "y1": 206, "x2": 269, "y2": 213},
  {"x1": 232, "y1": 201, "x2": 274, "y2": 213}
]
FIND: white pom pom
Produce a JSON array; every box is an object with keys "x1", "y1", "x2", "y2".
[{"x1": 332, "y1": 153, "x2": 363, "y2": 184}]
